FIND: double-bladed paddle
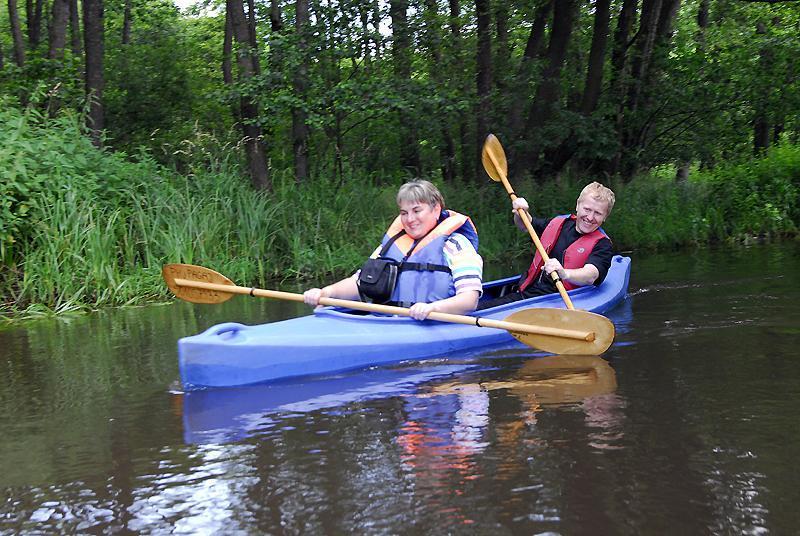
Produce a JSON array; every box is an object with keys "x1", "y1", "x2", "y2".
[
  {"x1": 481, "y1": 133, "x2": 616, "y2": 343},
  {"x1": 482, "y1": 133, "x2": 578, "y2": 309},
  {"x1": 162, "y1": 263, "x2": 615, "y2": 355}
]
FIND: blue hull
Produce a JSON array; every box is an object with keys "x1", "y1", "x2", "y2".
[{"x1": 178, "y1": 255, "x2": 631, "y2": 389}]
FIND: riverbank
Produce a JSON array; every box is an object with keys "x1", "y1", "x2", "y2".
[{"x1": 1, "y1": 106, "x2": 798, "y2": 320}]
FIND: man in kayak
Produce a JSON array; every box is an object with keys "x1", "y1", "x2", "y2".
[
  {"x1": 478, "y1": 181, "x2": 615, "y2": 309},
  {"x1": 304, "y1": 179, "x2": 483, "y2": 320}
]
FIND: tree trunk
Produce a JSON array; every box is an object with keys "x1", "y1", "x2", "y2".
[
  {"x1": 624, "y1": 0, "x2": 663, "y2": 116},
  {"x1": 507, "y1": 0, "x2": 552, "y2": 158},
  {"x1": 48, "y1": 0, "x2": 70, "y2": 59},
  {"x1": 619, "y1": 0, "x2": 681, "y2": 177},
  {"x1": 359, "y1": 0, "x2": 371, "y2": 62},
  {"x1": 292, "y1": 0, "x2": 310, "y2": 182},
  {"x1": 544, "y1": 0, "x2": 612, "y2": 175},
  {"x1": 447, "y1": 0, "x2": 459, "y2": 36},
  {"x1": 69, "y1": 0, "x2": 81, "y2": 56},
  {"x1": 227, "y1": 0, "x2": 272, "y2": 190},
  {"x1": 223, "y1": 9, "x2": 234, "y2": 86},
  {"x1": 772, "y1": 122, "x2": 783, "y2": 146},
  {"x1": 370, "y1": 0, "x2": 382, "y2": 57},
  {"x1": 270, "y1": 0, "x2": 283, "y2": 32},
  {"x1": 122, "y1": 0, "x2": 132, "y2": 44},
  {"x1": 268, "y1": 0, "x2": 283, "y2": 76},
  {"x1": 494, "y1": 0, "x2": 509, "y2": 97},
  {"x1": 752, "y1": 115, "x2": 770, "y2": 154},
  {"x1": 222, "y1": 7, "x2": 239, "y2": 122},
  {"x1": 607, "y1": 0, "x2": 637, "y2": 178},
  {"x1": 422, "y1": 0, "x2": 455, "y2": 181},
  {"x1": 27, "y1": 0, "x2": 44, "y2": 48},
  {"x1": 9, "y1": 0, "x2": 27, "y2": 66},
  {"x1": 697, "y1": 0, "x2": 709, "y2": 29},
  {"x1": 260, "y1": 0, "x2": 282, "y2": 152},
  {"x1": 579, "y1": 0, "x2": 611, "y2": 115},
  {"x1": 447, "y1": 0, "x2": 471, "y2": 181},
  {"x1": 655, "y1": 0, "x2": 681, "y2": 41},
  {"x1": 389, "y1": 0, "x2": 421, "y2": 174},
  {"x1": 517, "y1": 0, "x2": 577, "y2": 178},
  {"x1": 83, "y1": 0, "x2": 104, "y2": 146},
  {"x1": 752, "y1": 21, "x2": 771, "y2": 154},
  {"x1": 609, "y1": 0, "x2": 660, "y2": 177},
  {"x1": 246, "y1": 0, "x2": 261, "y2": 74},
  {"x1": 475, "y1": 0, "x2": 492, "y2": 179},
  {"x1": 675, "y1": 161, "x2": 690, "y2": 182},
  {"x1": 609, "y1": 0, "x2": 637, "y2": 103}
]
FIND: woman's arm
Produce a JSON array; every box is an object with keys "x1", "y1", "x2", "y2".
[
  {"x1": 408, "y1": 290, "x2": 480, "y2": 320},
  {"x1": 303, "y1": 275, "x2": 360, "y2": 307}
]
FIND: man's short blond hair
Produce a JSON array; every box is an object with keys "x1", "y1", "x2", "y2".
[
  {"x1": 397, "y1": 179, "x2": 446, "y2": 209},
  {"x1": 577, "y1": 181, "x2": 615, "y2": 216}
]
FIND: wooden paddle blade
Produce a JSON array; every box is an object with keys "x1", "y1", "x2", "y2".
[
  {"x1": 504, "y1": 308, "x2": 616, "y2": 355},
  {"x1": 162, "y1": 264, "x2": 235, "y2": 304},
  {"x1": 481, "y1": 134, "x2": 508, "y2": 182}
]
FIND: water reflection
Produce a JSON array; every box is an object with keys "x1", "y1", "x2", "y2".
[
  {"x1": 401, "y1": 355, "x2": 620, "y2": 456},
  {"x1": 181, "y1": 364, "x2": 478, "y2": 444},
  {"x1": 392, "y1": 355, "x2": 623, "y2": 525},
  {"x1": 6, "y1": 244, "x2": 800, "y2": 534}
]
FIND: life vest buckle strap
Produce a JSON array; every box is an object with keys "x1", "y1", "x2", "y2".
[{"x1": 398, "y1": 262, "x2": 451, "y2": 274}]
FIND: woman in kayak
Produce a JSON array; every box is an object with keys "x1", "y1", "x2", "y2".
[
  {"x1": 478, "y1": 181, "x2": 615, "y2": 309},
  {"x1": 303, "y1": 179, "x2": 483, "y2": 320}
]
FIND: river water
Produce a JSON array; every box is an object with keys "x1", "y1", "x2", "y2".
[{"x1": 1, "y1": 243, "x2": 799, "y2": 534}]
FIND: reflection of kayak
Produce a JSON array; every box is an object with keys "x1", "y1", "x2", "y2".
[
  {"x1": 178, "y1": 256, "x2": 631, "y2": 389},
  {"x1": 181, "y1": 364, "x2": 476, "y2": 444}
]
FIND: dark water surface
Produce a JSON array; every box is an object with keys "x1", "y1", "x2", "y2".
[{"x1": 2, "y1": 243, "x2": 799, "y2": 534}]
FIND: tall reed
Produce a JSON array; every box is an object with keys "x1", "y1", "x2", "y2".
[{"x1": 2, "y1": 101, "x2": 798, "y2": 319}]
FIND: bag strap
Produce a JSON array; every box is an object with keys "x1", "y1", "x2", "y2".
[
  {"x1": 380, "y1": 228, "x2": 433, "y2": 261},
  {"x1": 379, "y1": 229, "x2": 406, "y2": 257}
]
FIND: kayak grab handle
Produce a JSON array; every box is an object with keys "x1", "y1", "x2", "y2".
[{"x1": 206, "y1": 322, "x2": 248, "y2": 341}]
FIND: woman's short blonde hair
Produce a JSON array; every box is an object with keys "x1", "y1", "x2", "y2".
[
  {"x1": 577, "y1": 181, "x2": 615, "y2": 216},
  {"x1": 397, "y1": 179, "x2": 446, "y2": 209}
]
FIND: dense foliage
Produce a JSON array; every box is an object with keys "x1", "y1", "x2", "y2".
[
  {"x1": 1, "y1": 102, "x2": 797, "y2": 318},
  {"x1": 1, "y1": 0, "x2": 799, "y2": 316},
  {"x1": 2, "y1": 0, "x2": 799, "y2": 182}
]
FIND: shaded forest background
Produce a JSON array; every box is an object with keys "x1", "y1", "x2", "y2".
[
  {"x1": 3, "y1": 0, "x2": 799, "y2": 185},
  {"x1": 1, "y1": 0, "x2": 799, "y2": 314}
]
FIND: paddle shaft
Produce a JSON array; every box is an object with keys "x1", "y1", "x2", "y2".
[
  {"x1": 172, "y1": 278, "x2": 594, "y2": 341},
  {"x1": 483, "y1": 150, "x2": 576, "y2": 310}
]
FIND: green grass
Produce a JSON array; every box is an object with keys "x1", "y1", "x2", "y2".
[{"x1": 1, "y1": 101, "x2": 798, "y2": 321}]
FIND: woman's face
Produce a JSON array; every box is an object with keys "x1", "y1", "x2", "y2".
[{"x1": 399, "y1": 200, "x2": 441, "y2": 240}]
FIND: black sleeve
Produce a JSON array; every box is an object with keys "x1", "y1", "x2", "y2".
[
  {"x1": 531, "y1": 217, "x2": 551, "y2": 236},
  {"x1": 586, "y1": 237, "x2": 613, "y2": 285}
]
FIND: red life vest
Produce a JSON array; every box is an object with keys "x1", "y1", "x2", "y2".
[{"x1": 519, "y1": 215, "x2": 608, "y2": 292}]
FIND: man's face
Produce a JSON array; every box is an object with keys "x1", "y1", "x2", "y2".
[{"x1": 575, "y1": 196, "x2": 609, "y2": 234}]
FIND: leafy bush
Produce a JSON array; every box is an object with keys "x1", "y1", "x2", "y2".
[
  {"x1": 1, "y1": 99, "x2": 798, "y2": 318},
  {"x1": 698, "y1": 144, "x2": 799, "y2": 240}
]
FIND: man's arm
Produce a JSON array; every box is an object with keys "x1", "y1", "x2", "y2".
[{"x1": 544, "y1": 237, "x2": 613, "y2": 287}]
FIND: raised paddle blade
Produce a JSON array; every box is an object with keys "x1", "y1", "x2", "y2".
[
  {"x1": 504, "y1": 308, "x2": 616, "y2": 355},
  {"x1": 162, "y1": 264, "x2": 235, "y2": 304},
  {"x1": 481, "y1": 134, "x2": 508, "y2": 183}
]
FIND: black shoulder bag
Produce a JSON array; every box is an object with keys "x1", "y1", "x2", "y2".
[{"x1": 357, "y1": 230, "x2": 406, "y2": 304}]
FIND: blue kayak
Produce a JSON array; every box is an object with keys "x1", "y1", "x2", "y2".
[{"x1": 178, "y1": 255, "x2": 631, "y2": 389}]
